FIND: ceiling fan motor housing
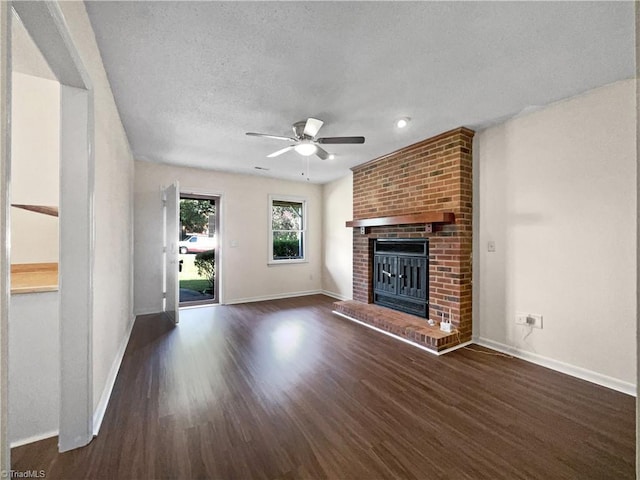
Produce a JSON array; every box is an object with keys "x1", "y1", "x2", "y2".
[{"x1": 293, "y1": 120, "x2": 310, "y2": 139}]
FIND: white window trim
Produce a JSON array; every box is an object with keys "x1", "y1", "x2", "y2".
[{"x1": 268, "y1": 194, "x2": 308, "y2": 265}]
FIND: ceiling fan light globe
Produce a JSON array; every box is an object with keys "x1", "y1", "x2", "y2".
[{"x1": 294, "y1": 143, "x2": 318, "y2": 156}]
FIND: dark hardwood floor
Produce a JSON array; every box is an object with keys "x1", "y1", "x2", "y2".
[{"x1": 12, "y1": 295, "x2": 635, "y2": 479}]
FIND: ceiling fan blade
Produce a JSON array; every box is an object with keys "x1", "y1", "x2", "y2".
[
  {"x1": 315, "y1": 146, "x2": 330, "y2": 161},
  {"x1": 317, "y1": 136, "x2": 365, "y2": 144},
  {"x1": 246, "y1": 132, "x2": 296, "y2": 142},
  {"x1": 267, "y1": 146, "x2": 294, "y2": 158},
  {"x1": 303, "y1": 118, "x2": 324, "y2": 138}
]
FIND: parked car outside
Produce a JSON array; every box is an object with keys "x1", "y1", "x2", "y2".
[{"x1": 179, "y1": 234, "x2": 216, "y2": 254}]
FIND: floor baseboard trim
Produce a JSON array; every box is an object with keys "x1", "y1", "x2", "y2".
[
  {"x1": 333, "y1": 311, "x2": 472, "y2": 356},
  {"x1": 224, "y1": 290, "x2": 323, "y2": 305},
  {"x1": 474, "y1": 337, "x2": 636, "y2": 397},
  {"x1": 134, "y1": 307, "x2": 162, "y2": 316},
  {"x1": 10, "y1": 430, "x2": 58, "y2": 449},
  {"x1": 92, "y1": 313, "x2": 136, "y2": 436},
  {"x1": 321, "y1": 290, "x2": 352, "y2": 301}
]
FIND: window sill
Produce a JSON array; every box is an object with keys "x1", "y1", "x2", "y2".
[{"x1": 268, "y1": 259, "x2": 308, "y2": 266}]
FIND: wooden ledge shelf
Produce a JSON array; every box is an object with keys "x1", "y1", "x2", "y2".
[
  {"x1": 11, "y1": 263, "x2": 59, "y2": 294},
  {"x1": 346, "y1": 212, "x2": 454, "y2": 228}
]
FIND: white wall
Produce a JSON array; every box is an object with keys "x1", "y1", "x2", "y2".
[
  {"x1": 9, "y1": 292, "x2": 59, "y2": 445},
  {"x1": 476, "y1": 79, "x2": 636, "y2": 390},
  {"x1": 0, "y1": 4, "x2": 9, "y2": 471},
  {"x1": 322, "y1": 173, "x2": 353, "y2": 300},
  {"x1": 635, "y1": 3, "x2": 639, "y2": 473},
  {"x1": 11, "y1": 12, "x2": 56, "y2": 82},
  {"x1": 56, "y1": 2, "x2": 135, "y2": 419},
  {"x1": 8, "y1": 53, "x2": 61, "y2": 448},
  {"x1": 10, "y1": 72, "x2": 59, "y2": 264},
  {"x1": 134, "y1": 162, "x2": 322, "y2": 313}
]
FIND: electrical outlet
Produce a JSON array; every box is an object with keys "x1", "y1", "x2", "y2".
[{"x1": 515, "y1": 312, "x2": 543, "y2": 329}]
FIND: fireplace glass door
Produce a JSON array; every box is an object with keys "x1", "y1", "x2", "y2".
[{"x1": 373, "y1": 239, "x2": 429, "y2": 318}]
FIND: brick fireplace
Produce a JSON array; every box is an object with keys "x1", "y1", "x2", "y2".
[{"x1": 334, "y1": 127, "x2": 474, "y2": 352}]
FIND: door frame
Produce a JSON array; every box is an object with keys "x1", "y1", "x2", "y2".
[
  {"x1": 179, "y1": 192, "x2": 221, "y2": 307},
  {"x1": 4, "y1": 0, "x2": 95, "y2": 456},
  {"x1": 0, "y1": 2, "x2": 10, "y2": 472},
  {"x1": 162, "y1": 183, "x2": 180, "y2": 324},
  {"x1": 180, "y1": 189, "x2": 224, "y2": 305}
]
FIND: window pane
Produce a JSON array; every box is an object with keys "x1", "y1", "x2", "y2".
[
  {"x1": 272, "y1": 201, "x2": 303, "y2": 230},
  {"x1": 273, "y1": 231, "x2": 303, "y2": 259}
]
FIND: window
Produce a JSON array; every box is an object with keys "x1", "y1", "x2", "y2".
[{"x1": 269, "y1": 195, "x2": 307, "y2": 264}]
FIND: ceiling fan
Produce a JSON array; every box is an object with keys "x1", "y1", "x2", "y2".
[{"x1": 246, "y1": 118, "x2": 365, "y2": 160}]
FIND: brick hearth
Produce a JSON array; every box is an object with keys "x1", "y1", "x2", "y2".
[
  {"x1": 333, "y1": 300, "x2": 459, "y2": 352},
  {"x1": 337, "y1": 127, "x2": 474, "y2": 352}
]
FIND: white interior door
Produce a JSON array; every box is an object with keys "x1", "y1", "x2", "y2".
[{"x1": 163, "y1": 182, "x2": 179, "y2": 324}]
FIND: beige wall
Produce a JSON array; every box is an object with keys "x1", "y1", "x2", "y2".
[
  {"x1": 57, "y1": 2, "x2": 135, "y2": 417},
  {"x1": 134, "y1": 162, "x2": 323, "y2": 313},
  {"x1": 10, "y1": 72, "x2": 59, "y2": 264},
  {"x1": 476, "y1": 79, "x2": 636, "y2": 389},
  {"x1": 322, "y1": 173, "x2": 353, "y2": 300}
]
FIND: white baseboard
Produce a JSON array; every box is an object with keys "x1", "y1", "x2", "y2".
[
  {"x1": 134, "y1": 307, "x2": 162, "y2": 316},
  {"x1": 321, "y1": 290, "x2": 352, "y2": 301},
  {"x1": 333, "y1": 311, "x2": 471, "y2": 356},
  {"x1": 10, "y1": 430, "x2": 58, "y2": 449},
  {"x1": 92, "y1": 313, "x2": 136, "y2": 436},
  {"x1": 224, "y1": 289, "x2": 324, "y2": 305},
  {"x1": 474, "y1": 336, "x2": 636, "y2": 397}
]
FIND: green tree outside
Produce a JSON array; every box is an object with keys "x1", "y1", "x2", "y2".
[
  {"x1": 180, "y1": 199, "x2": 215, "y2": 234},
  {"x1": 272, "y1": 201, "x2": 303, "y2": 258}
]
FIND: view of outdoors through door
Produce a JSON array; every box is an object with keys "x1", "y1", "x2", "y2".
[{"x1": 179, "y1": 194, "x2": 219, "y2": 305}]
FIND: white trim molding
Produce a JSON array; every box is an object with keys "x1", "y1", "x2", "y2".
[
  {"x1": 475, "y1": 336, "x2": 636, "y2": 397},
  {"x1": 224, "y1": 289, "x2": 323, "y2": 305},
  {"x1": 10, "y1": 430, "x2": 58, "y2": 449},
  {"x1": 321, "y1": 290, "x2": 352, "y2": 301},
  {"x1": 92, "y1": 314, "x2": 135, "y2": 436},
  {"x1": 268, "y1": 194, "x2": 308, "y2": 265},
  {"x1": 0, "y1": 2, "x2": 9, "y2": 471},
  {"x1": 134, "y1": 307, "x2": 164, "y2": 317}
]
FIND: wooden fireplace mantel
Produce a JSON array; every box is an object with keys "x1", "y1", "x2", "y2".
[{"x1": 345, "y1": 212, "x2": 454, "y2": 228}]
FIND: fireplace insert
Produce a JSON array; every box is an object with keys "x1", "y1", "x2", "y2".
[{"x1": 372, "y1": 238, "x2": 428, "y2": 317}]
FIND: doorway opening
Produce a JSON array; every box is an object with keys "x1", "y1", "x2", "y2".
[
  {"x1": 4, "y1": 2, "x2": 96, "y2": 455},
  {"x1": 179, "y1": 193, "x2": 219, "y2": 306}
]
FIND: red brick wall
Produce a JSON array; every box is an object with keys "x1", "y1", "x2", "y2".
[{"x1": 351, "y1": 127, "x2": 474, "y2": 342}]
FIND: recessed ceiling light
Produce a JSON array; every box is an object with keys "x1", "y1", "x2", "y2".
[
  {"x1": 395, "y1": 117, "x2": 411, "y2": 129},
  {"x1": 328, "y1": 154, "x2": 335, "y2": 160}
]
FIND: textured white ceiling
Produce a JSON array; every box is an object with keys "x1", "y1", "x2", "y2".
[{"x1": 85, "y1": 1, "x2": 634, "y2": 184}]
